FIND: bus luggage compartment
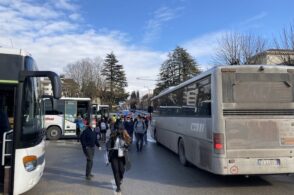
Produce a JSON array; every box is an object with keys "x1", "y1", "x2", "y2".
[
  {"x1": 225, "y1": 118, "x2": 294, "y2": 158},
  {"x1": 223, "y1": 118, "x2": 294, "y2": 175}
]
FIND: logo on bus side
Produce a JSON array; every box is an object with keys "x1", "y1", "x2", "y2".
[
  {"x1": 45, "y1": 117, "x2": 54, "y2": 121},
  {"x1": 191, "y1": 123, "x2": 205, "y2": 133}
]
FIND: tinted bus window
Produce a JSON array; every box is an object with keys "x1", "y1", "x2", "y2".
[
  {"x1": 21, "y1": 77, "x2": 42, "y2": 146},
  {"x1": 44, "y1": 99, "x2": 64, "y2": 115},
  {"x1": 156, "y1": 76, "x2": 211, "y2": 117}
]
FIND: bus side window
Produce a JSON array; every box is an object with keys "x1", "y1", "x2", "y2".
[
  {"x1": 198, "y1": 101, "x2": 211, "y2": 116},
  {"x1": 196, "y1": 78, "x2": 211, "y2": 116}
]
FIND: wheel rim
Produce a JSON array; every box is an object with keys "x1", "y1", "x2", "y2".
[{"x1": 50, "y1": 129, "x2": 58, "y2": 137}]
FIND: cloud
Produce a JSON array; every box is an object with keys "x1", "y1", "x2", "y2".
[
  {"x1": 69, "y1": 13, "x2": 81, "y2": 21},
  {"x1": 0, "y1": 0, "x2": 61, "y2": 20},
  {"x1": 0, "y1": 0, "x2": 166, "y2": 93},
  {"x1": 52, "y1": 0, "x2": 78, "y2": 11},
  {"x1": 143, "y1": 6, "x2": 184, "y2": 44}
]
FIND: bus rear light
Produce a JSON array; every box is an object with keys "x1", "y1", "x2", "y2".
[
  {"x1": 23, "y1": 155, "x2": 37, "y2": 172},
  {"x1": 214, "y1": 133, "x2": 224, "y2": 154},
  {"x1": 215, "y1": 143, "x2": 223, "y2": 150}
]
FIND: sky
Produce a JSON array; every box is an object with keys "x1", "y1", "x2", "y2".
[{"x1": 0, "y1": 0, "x2": 294, "y2": 95}]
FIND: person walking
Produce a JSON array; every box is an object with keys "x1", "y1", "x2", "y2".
[
  {"x1": 114, "y1": 117, "x2": 123, "y2": 131},
  {"x1": 143, "y1": 116, "x2": 149, "y2": 145},
  {"x1": 100, "y1": 118, "x2": 108, "y2": 142},
  {"x1": 123, "y1": 116, "x2": 134, "y2": 143},
  {"x1": 80, "y1": 120, "x2": 101, "y2": 180},
  {"x1": 109, "y1": 118, "x2": 116, "y2": 132},
  {"x1": 134, "y1": 115, "x2": 147, "y2": 152},
  {"x1": 74, "y1": 114, "x2": 84, "y2": 142},
  {"x1": 106, "y1": 126, "x2": 131, "y2": 193}
]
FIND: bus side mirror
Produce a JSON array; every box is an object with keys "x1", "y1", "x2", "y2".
[
  {"x1": 148, "y1": 106, "x2": 153, "y2": 113},
  {"x1": 19, "y1": 71, "x2": 62, "y2": 99}
]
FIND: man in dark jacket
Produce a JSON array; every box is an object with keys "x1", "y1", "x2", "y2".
[
  {"x1": 80, "y1": 120, "x2": 101, "y2": 180},
  {"x1": 123, "y1": 116, "x2": 134, "y2": 143}
]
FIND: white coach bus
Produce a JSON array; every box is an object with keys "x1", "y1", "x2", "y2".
[
  {"x1": 151, "y1": 65, "x2": 294, "y2": 175},
  {"x1": 43, "y1": 97, "x2": 91, "y2": 140},
  {"x1": 0, "y1": 48, "x2": 61, "y2": 194}
]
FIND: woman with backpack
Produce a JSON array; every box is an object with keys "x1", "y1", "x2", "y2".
[{"x1": 106, "y1": 125, "x2": 131, "y2": 193}]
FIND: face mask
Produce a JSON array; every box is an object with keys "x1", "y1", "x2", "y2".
[{"x1": 91, "y1": 124, "x2": 96, "y2": 128}]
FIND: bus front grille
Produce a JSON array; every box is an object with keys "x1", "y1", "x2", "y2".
[{"x1": 223, "y1": 109, "x2": 294, "y2": 116}]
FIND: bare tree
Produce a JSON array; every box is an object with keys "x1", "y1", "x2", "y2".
[
  {"x1": 214, "y1": 32, "x2": 267, "y2": 65},
  {"x1": 63, "y1": 57, "x2": 106, "y2": 99},
  {"x1": 274, "y1": 22, "x2": 294, "y2": 65}
]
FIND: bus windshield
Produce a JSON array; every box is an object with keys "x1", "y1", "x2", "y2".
[{"x1": 222, "y1": 72, "x2": 294, "y2": 103}]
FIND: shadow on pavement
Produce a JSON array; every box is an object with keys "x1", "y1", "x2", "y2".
[
  {"x1": 43, "y1": 139, "x2": 274, "y2": 190},
  {"x1": 44, "y1": 167, "x2": 113, "y2": 190},
  {"x1": 125, "y1": 142, "x2": 272, "y2": 188}
]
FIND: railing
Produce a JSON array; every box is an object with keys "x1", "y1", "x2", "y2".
[{"x1": 1, "y1": 129, "x2": 13, "y2": 166}]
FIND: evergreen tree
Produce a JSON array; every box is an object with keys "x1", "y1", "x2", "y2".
[
  {"x1": 102, "y1": 52, "x2": 128, "y2": 105},
  {"x1": 155, "y1": 46, "x2": 201, "y2": 94}
]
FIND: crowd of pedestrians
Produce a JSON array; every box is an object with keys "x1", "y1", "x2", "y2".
[{"x1": 77, "y1": 112, "x2": 150, "y2": 193}]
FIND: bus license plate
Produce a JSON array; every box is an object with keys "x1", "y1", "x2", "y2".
[{"x1": 258, "y1": 159, "x2": 280, "y2": 166}]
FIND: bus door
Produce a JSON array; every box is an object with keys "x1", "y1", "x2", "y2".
[
  {"x1": 77, "y1": 101, "x2": 91, "y2": 121},
  {"x1": 64, "y1": 101, "x2": 77, "y2": 136},
  {"x1": 3, "y1": 72, "x2": 61, "y2": 195},
  {"x1": 91, "y1": 104, "x2": 98, "y2": 118},
  {"x1": 0, "y1": 84, "x2": 15, "y2": 194}
]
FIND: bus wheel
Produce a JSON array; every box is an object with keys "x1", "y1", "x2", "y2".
[
  {"x1": 47, "y1": 126, "x2": 61, "y2": 140},
  {"x1": 178, "y1": 139, "x2": 188, "y2": 166},
  {"x1": 154, "y1": 130, "x2": 159, "y2": 145}
]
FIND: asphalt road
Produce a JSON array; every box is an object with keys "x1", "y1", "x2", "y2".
[{"x1": 24, "y1": 137, "x2": 294, "y2": 195}]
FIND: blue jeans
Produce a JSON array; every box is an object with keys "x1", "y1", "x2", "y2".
[{"x1": 135, "y1": 133, "x2": 144, "y2": 151}]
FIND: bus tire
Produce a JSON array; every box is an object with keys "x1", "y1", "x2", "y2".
[
  {"x1": 178, "y1": 138, "x2": 188, "y2": 166},
  {"x1": 154, "y1": 129, "x2": 159, "y2": 145},
  {"x1": 47, "y1": 126, "x2": 61, "y2": 140}
]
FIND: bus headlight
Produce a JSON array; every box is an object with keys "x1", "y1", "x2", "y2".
[{"x1": 23, "y1": 155, "x2": 37, "y2": 172}]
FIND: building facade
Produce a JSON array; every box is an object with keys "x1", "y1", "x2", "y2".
[
  {"x1": 41, "y1": 78, "x2": 53, "y2": 95},
  {"x1": 248, "y1": 49, "x2": 294, "y2": 65}
]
